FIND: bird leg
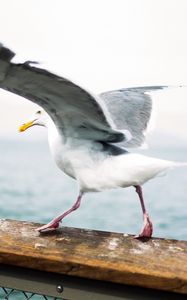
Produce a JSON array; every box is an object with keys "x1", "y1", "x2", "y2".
[
  {"x1": 36, "y1": 193, "x2": 83, "y2": 233},
  {"x1": 134, "y1": 185, "x2": 153, "y2": 238}
]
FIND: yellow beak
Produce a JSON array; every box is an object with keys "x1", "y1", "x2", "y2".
[{"x1": 19, "y1": 121, "x2": 34, "y2": 132}]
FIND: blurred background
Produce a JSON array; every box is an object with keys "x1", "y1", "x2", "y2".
[{"x1": 0, "y1": 0, "x2": 187, "y2": 240}]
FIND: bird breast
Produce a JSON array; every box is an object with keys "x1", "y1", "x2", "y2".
[
  {"x1": 49, "y1": 138, "x2": 77, "y2": 179},
  {"x1": 47, "y1": 127, "x2": 104, "y2": 179}
]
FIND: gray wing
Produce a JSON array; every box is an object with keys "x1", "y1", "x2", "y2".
[
  {"x1": 0, "y1": 44, "x2": 130, "y2": 143},
  {"x1": 100, "y1": 86, "x2": 167, "y2": 147}
]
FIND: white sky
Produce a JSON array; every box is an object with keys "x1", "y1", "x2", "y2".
[{"x1": 0, "y1": 0, "x2": 187, "y2": 139}]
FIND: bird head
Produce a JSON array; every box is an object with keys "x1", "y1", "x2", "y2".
[{"x1": 19, "y1": 110, "x2": 48, "y2": 132}]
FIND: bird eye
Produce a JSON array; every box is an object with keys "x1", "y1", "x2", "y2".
[{"x1": 37, "y1": 110, "x2": 41, "y2": 114}]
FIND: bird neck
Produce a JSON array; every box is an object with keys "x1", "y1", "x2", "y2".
[{"x1": 46, "y1": 118, "x2": 65, "y2": 146}]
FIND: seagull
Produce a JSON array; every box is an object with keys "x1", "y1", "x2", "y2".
[{"x1": 0, "y1": 44, "x2": 186, "y2": 237}]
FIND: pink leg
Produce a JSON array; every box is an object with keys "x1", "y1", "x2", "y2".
[
  {"x1": 134, "y1": 185, "x2": 153, "y2": 238},
  {"x1": 36, "y1": 193, "x2": 83, "y2": 233}
]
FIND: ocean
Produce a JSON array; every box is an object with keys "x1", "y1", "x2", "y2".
[{"x1": 0, "y1": 138, "x2": 187, "y2": 241}]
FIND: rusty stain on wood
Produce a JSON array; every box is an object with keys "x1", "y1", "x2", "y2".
[{"x1": 0, "y1": 219, "x2": 186, "y2": 294}]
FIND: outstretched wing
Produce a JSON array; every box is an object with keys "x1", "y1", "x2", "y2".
[
  {"x1": 100, "y1": 86, "x2": 167, "y2": 147},
  {"x1": 0, "y1": 44, "x2": 131, "y2": 143}
]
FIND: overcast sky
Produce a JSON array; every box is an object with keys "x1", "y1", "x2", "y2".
[{"x1": 0, "y1": 0, "x2": 187, "y2": 140}]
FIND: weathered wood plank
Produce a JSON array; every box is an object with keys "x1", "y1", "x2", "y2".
[{"x1": 0, "y1": 219, "x2": 186, "y2": 294}]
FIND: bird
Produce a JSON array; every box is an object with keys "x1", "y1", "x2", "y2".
[{"x1": 0, "y1": 44, "x2": 186, "y2": 237}]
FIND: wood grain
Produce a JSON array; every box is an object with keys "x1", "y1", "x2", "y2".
[{"x1": 0, "y1": 219, "x2": 186, "y2": 294}]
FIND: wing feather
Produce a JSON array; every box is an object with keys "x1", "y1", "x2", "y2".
[
  {"x1": 0, "y1": 45, "x2": 130, "y2": 143},
  {"x1": 100, "y1": 86, "x2": 167, "y2": 147}
]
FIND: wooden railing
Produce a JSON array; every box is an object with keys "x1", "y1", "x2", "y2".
[{"x1": 0, "y1": 219, "x2": 186, "y2": 299}]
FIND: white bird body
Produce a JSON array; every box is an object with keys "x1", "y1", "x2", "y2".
[
  {"x1": 47, "y1": 117, "x2": 174, "y2": 193},
  {"x1": 76, "y1": 152, "x2": 174, "y2": 193}
]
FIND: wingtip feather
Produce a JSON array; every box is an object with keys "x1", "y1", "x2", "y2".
[{"x1": 0, "y1": 43, "x2": 15, "y2": 62}]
